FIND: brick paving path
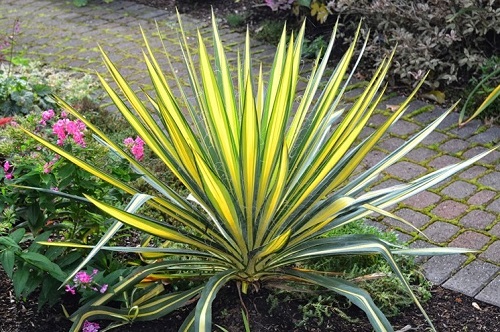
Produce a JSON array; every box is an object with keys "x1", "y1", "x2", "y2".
[{"x1": 1, "y1": 0, "x2": 499, "y2": 308}]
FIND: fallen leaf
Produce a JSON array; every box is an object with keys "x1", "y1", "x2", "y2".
[
  {"x1": 386, "y1": 104, "x2": 400, "y2": 112},
  {"x1": 422, "y1": 90, "x2": 445, "y2": 104}
]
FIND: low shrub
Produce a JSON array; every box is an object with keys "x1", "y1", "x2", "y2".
[
  {"x1": 0, "y1": 62, "x2": 98, "y2": 117},
  {"x1": 264, "y1": 0, "x2": 500, "y2": 93}
]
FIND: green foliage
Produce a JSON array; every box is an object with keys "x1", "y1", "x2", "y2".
[
  {"x1": 302, "y1": 36, "x2": 328, "y2": 59},
  {"x1": 256, "y1": 20, "x2": 287, "y2": 44},
  {"x1": 0, "y1": 108, "x2": 138, "y2": 309},
  {"x1": 225, "y1": 13, "x2": 247, "y2": 28},
  {"x1": 0, "y1": 62, "x2": 98, "y2": 117},
  {"x1": 0, "y1": 228, "x2": 81, "y2": 308},
  {"x1": 0, "y1": 109, "x2": 134, "y2": 236},
  {"x1": 25, "y1": 14, "x2": 497, "y2": 332},
  {"x1": 265, "y1": 0, "x2": 500, "y2": 90},
  {"x1": 0, "y1": 73, "x2": 53, "y2": 116},
  {"x1": 277, "y1": 221, "x2": 431, "y2": 327},
  {"x1": 459, "y1": 56, "x2": 500, "y2": 125}
]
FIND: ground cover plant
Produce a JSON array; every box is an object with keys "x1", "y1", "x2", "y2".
[{"x1": 19, "y1": 12, "x2": 498, "y2": 332}]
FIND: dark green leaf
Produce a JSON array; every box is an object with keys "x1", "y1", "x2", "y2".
[
  {"x1": 0, "y1": 250, "x2": 15, "y2": 278},
  {"x1": 0, "y1": 236, "x2": 19, "y2": 249},
  {"x1": 10, "y1": 228, "x2": 26, "y2": 243},
  {"x1": 20, "y1": 252, "x2": 67, "y2": 281},
  {"x1": 13, "y1": 264, "x2": 30, "y2": 298}
]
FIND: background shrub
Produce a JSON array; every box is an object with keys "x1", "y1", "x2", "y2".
[{"x1": 266, "y1": 0, "x2": 499, "y2": 118}]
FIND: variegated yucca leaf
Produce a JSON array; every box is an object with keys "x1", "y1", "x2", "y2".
[{"x1": 26, "y1": 12, "x2": 498, "y2": 332}]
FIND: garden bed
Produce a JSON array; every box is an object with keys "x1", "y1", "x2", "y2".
[{"x1": 1, "y1": 267, "x2": 499, "y2": 331}]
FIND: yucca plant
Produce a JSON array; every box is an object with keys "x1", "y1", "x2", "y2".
[{"x1": 23, "y1": 13, "x2": 496, "y2": 332}]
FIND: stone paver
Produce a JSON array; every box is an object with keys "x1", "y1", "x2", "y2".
[
  {"x1": 487, "y1": 199, "x2": 500, "y2": 213},
  {"x1": 402, "y1": 190, "x2": 441, "y2": 209},
  {"x1": 440, "y1": 139, "x2": 469, "y2": 154},
  {"x1": 405, "y1": 147, "x2": 438, "y2": 162},
  {"x1": 476, "y1": 274, "x2": 500, "y2": 307},
  {"x1": 384, "y1": 208, "x2": 430, "y2": 232},
  {"x1": 1, "y1": 0, "x2": 499, "y2": 310},
  {"x1": 423, "y1": 222, "x2": 460, "y2": 243},
  {"x1": 441, "y1": 181, "x2": 477, "y2": 199},
  {"x1": 442, "y1": 260, "x2": 498, "y2": 297},
  {"x1": 480, "y1": 240, "x2": 500, "y2": 264},
  {"x1": 432, "y1": 200, "x2": 468, "y2": 219},
  {"x1": 459, "y1": 165, "x2": 489, "y2": 180},
  {"x1": 428, "y1": 155, "x2": 462, "y2": 169},
  {"x1": 478, "y1": 172, "x2": 500, "y2": 191},
  {"x1": 468, "y1": 190, "x2": 496, "y2": 205},
  {"x1": 460, "y1": 210, "x2": 496, "y2": 230},
  {"x1": 385, "y1": 161, "x2": 427, "y2": 180},
  {"x1": 449, "y1": 231, "x2": 490, "y2": 250},
  {"x1": 463, "y1": 146, "x2": 500, "y2": 165},
  {"x1": 491, "y1": 223, "x2": 500, "y2": 237},
  {"x1": 422, "y1": 254, "x2": 467, "y2": 285}
]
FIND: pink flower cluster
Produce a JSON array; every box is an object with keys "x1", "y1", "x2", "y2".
[
  {"x1": 124, "y1": 136, "x2": 145, "y2": 161},
  {"x1": 82, "y1": 321, "x2": 100, "y2": 332},
  {"x1": 65, "y1": 269, "x2": 108, "y2": 295},
  {"x1": 52, "y1": 118, "x2": 87, "y2": 147},
  {"x1": 2, "y1": 160, "x2": 13, "y2": 180},
  {"x1": 39, "y1": 109, "x2": 87, "y2": 147}
]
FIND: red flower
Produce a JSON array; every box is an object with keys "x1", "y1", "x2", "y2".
[{"x1": 0, "y1": 117, "x2": 14, "y2": 126}]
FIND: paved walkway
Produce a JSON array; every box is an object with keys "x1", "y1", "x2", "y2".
[{"x1": 1, "y1": 0, "x2": 499, "y2": 309}]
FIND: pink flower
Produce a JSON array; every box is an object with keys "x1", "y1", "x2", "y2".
[
  {"x1": 123, "y1": 137, "x2": 134, "y2": 147},
  {"x1": 82, "y1": 321, "x2": 100, "y2": 332},
  {"x1": 99, "y1": 284, "x2": 108, "y2": 293},
  {"x1": 53, "y1": 119, "x2": 68, "y2": 145},
  {"x1": 43, "y1": 161, "x2": 54, "y2": 174},
  {"x1": 74, "y1": 270, "x2": 96, "y2": 285},
  {"x1": 66, "y1": 269, "x2": 108, "y2": 296},
  {"x1": 65, "y1": 284, "x2": 76, "y2": 295},
  {"x1": 3, "y1": 161, "x2": 13, "y2": 179},
  {"x1": 52, "y1": 118, "x2": 86, "y2": 147},
  {"x1": 124, "y1": 136, "x2": 145, "y2": 161},
  {"x1": 40, "y1": 109, "x2": 55, "y2": 126}
]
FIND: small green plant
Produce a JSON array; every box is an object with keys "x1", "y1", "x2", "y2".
[
  {"x1": 459, "y1": 56, "x2": 500, "y2": 126},
  {"x1": 256, "y1": 20, "x2": 287, "y2": 44},
  {"x1": 226, "y1": 13, "x2": 247, "y2": 28},
  {"x1": 302, "y1": 35, "x2": 328, "y2": 58},
  {"x1": 25, "y1": 14, "x2": 497, "y2": 332}
]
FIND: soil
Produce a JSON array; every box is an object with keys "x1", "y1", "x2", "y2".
[{"x1": 1, "y1": 267, "x2": 500, "y2": 332}]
